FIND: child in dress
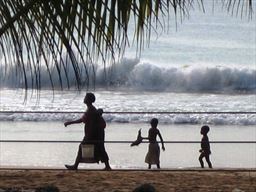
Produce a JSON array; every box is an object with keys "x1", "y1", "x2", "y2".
[
  {"x1": 144, "y1": 118, "x2": 165, "y2": 169},
  {"x1": 199, "y1": 125, "x2": 212, "y2": 168}
]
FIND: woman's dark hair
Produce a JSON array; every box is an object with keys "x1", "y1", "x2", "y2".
[{"x1": 86, "y1": 92, "x2": 96, "y2": 103}]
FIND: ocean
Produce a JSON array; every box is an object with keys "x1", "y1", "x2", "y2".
[{"x1": 0, "y1": 2, "x2": 255, "y2": 169}]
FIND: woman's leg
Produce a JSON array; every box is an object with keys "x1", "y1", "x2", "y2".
[
  {"x1": 100, "y1": 131, "x2": 111, "y2": 170},
  {"x1": 65, "y1": 144, "x2": 82, "y2": 170}
]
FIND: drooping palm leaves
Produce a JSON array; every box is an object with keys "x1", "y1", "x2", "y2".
[{"x1": 0, "y1": 0, "x2": 254, "y2": 90}]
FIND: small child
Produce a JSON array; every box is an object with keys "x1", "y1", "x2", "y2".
[
  {"x1": 95, "y1": 108, "x2": 111, "y2": 170},
  {"x1": 96, "y1": 108, "x2": 106, "y2": 130},
  {"x1": 199, "y1": 125, "x2": 212, "y2": 168},
  {"x1": 144, "y1": 118, "x2": 165, "y2": 169}
]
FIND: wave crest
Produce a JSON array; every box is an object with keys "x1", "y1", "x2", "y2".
[
  {"x1": 101, "y1": 58, "x2": 256, "y2": 92},
  {"x1": 1, "y1": 58, "x2": 255, "y2": 93}
]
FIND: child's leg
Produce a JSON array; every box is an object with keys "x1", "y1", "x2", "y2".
[
  {"x1": 205, "y1": 155, "x2": 212, "y2": 168},
  {"x1": 157, "y1": 164, "x2": 160, "y2": 169},
  {"x1": 148, "y1": 164, "x2": 151, "y2": 169},
  {"x1": 199, "y1": 153, "x2": 204, "y2": 168}
]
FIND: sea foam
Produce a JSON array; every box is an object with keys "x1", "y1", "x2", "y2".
[
  {"x1": 0, "y1": 112, "x2": 255, "y2": 125},
  {"x1": 1, "y1": 58, "x2": 255, "y2": 93}
]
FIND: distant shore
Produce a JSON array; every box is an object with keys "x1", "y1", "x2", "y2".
[{"x1": 0, "y1": 169, "x2": 255, "y2": 192}]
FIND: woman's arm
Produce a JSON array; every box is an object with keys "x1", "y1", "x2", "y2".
[
  {"x1": 64, "y1": 118, "x2": 83, "y2": 127},
  {"x1": 141, "y1": 136, "x2": 149, "y2": 140},
  {"x1": 64, "y1": 112, "x2": 87, "y2": 127}
]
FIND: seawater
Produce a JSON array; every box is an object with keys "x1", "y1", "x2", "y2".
[
  {"x1": 0, "y1": 122, "x2": 255, "y2": 169},
  {"x1": 0, "y1": 2, "x2": 255, "y2": 168},
  {"x1": 0, "y1": 89, "x2": 255, "y2": 168},
  {"x1": 0, "y1": 89, "x2": 255, "y2": 125}
]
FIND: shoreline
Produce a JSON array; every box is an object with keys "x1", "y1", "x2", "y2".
[
  {"x1": 0, "y1": 169, "x2": 255, "y2": 192},
  {"x1": 1, "y1": 166, "x2": 256, "y2": 171}
]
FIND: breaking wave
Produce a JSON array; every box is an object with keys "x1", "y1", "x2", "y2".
[{"x1": 1, "y1": 58, "x2": 256, "y2": 93}]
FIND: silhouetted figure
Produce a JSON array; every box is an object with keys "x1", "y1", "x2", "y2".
[
  {"x1": 64, "y1": 93, "x2": 111, "y2": 170},
  {"x1": 199, "y1": 125, "x2": 212, "y2": 168},
  {"x1": 144, "y1": 118, "x2": 165, "y2": 169},
  {"x1": 133, "y1": 183, "x2": 156, "y2": 192}
]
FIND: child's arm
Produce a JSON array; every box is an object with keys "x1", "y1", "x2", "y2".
[
  {"x1": 158, "y1": 132, "x2": 165, "y2": 151},
  {"x1": 141, "y1": 136, "x2": 149, "y2": 140},
  {"x1": 141, "y1": 130, "x2": 149, "y2": 140}
]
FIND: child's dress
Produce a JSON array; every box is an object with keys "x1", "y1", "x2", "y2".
[
  {"x1": 145, "y1": 142, "x2": 160, "y2": 164},
  {"x1": 145, "y1": 128, "x2": 160, "y2": 164}
]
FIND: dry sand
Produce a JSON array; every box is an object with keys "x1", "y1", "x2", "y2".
[{"x1": 0, "y1": 169, "x2": 255, "y2": 192}]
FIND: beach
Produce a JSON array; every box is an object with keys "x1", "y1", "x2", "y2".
[{"x1": 0, "y1": 169, "x2": 255, "y2": 192}]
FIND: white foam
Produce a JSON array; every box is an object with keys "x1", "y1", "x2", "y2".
[
  {"x1": 1, "y1": 58, "x2": 255, "y2": 93},
  {"x1": 0, "y1": 112, "x2": 255, "y2": 125}
]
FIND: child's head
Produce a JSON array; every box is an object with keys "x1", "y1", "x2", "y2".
[
  {"x1": 97, "y1": 108, "x2": 103, "y2": 116},
  {"x1": 150, "y1": 118, "x2": 158, "y2": 128},
  {"x1": 201, "y1": 125, "x2": 210, "y2": 135}
]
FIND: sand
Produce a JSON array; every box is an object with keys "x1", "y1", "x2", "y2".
[{"x1": 0, "y1": 169, "x2": 255, "y2": 192}]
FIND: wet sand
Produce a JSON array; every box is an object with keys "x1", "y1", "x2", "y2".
[{"x1": 0, "y1": 169, "x2": 255, "y2": 192}]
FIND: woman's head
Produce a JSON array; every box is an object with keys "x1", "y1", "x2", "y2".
[{"x1": 84, "y1": 92, "x2": 96, "y2": 104}]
